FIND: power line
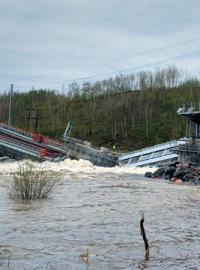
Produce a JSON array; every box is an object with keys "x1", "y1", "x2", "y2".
[
  {"x1": 9, "y1": 37, "x2": 200, "y2": 83},
  {"x1": 14, "y1": 49, "x2": 200, "y2": 89}
]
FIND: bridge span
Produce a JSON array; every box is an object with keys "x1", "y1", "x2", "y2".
[{"x1": 0, "y1": 123, "x2": 67, "y2": 161}]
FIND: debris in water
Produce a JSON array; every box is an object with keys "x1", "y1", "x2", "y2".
[{"x1": 80, "y1": 248, "x2": 90, "y2": 263}]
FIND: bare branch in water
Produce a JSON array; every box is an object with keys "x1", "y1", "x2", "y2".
[{"x1": 140, "y1": 213, "x2": 149, "y2": 260}]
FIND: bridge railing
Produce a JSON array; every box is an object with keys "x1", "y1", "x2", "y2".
[
  {"x1": 177, "y1": 103, "x2": 200, "y2": 114},
  {"x1": 0, "y1": 122, "x2": 33, "y2": 139},
  {"x1": 173, "y1": 139, "x2": 200, "y2": 154},
  {"x1": 0, "y1": 122, "x2": 65, "y2": 149},
  {"x1": 119, "y1": 140, "x2": 178, "y2": 158},
  {"x1": 66, "y1": 140, "x2": 117, "y2": 162},
  {"x1": 0, "y1": 134, "x2": 60, "y2": 160},
  {"x1": 0, "y1": 134, "x2": 39, "y2": 155}
]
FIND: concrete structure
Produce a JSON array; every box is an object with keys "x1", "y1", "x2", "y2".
[{"x1": 175, "y1": 103, "x2": 200, "y2": 163}]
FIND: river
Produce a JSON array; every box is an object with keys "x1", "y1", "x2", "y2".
[{"x1": 0, "y1": 159, "x2": 199, "y2": 270}]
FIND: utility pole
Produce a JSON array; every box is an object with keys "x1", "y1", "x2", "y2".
[
  {"x1": 34, "y1": 109, "x2": 42, "y2": 132},
  {"x1": 26, "y1": 108, "x2": 35, "y2": 130},
  {"x1": 8, "y1": 83, "x2": 13, "y2": 126},
  {"x1": 145, "y1": 106, "x2": 148, "y2": 137},
  {"x1": 25, "y1": 108, "x2": 43, "y2": 133}
]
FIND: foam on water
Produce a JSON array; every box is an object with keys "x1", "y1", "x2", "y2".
[{"x1": 0, "y1": 158, "x2": 157, "y2": 175}]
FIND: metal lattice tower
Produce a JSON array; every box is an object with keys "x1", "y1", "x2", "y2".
[{"x1": 63, "y1": 121, "x2": 72, "y2": 142}]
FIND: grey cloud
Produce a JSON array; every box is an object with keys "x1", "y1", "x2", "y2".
[
  {"x1": 0, "y1": 0, "x2": 200, "y2": 90},
  {"x1": 2, "y1": 0, "x2": 200, "y2": 33}
]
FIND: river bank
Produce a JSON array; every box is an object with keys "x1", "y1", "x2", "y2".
[{"x1": 145, "y1": 161, "x2": 200, "y2": 185}]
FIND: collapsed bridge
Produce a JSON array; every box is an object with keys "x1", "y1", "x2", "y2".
[
  {"x1": 0, "y1": 122, "x2": 118, "y2": 167},
  {"x1": 0, "y1": 122, "x2": 67, "y2": 161}
]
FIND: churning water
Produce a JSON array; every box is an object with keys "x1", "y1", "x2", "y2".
[{"x1": 0, "y1": 159, "x2": 199, "y2": 270}]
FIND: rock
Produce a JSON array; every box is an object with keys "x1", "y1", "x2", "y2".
[
  {"x1": 175, "y1": 179, "x2": 183, "y2": 184},
  {"x1": 174, "y1": 169, "x2": 187, "y2": 179},
  {"x1": 152, "y1": 168, "x2": 165, "y2": 178},
  {"x1": 164, "y1": 166, "x2": 176, "y2": 179},
  {"x1": 194, "y1": 177, "x2": 200, "y2": 185},
  {"x1": 169, "y1": 161, "x2": 179, "y2": 167},
  {"x1": 144, "y1": 172, "x2": 152, "y2": 178},
  {"x1": 189, "y1": 162, "x2": 199, "y2": 167}
]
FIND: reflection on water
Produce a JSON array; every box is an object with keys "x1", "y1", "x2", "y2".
[{"x1": 0, "y1": 160, "x2": 199, "y2": 269}]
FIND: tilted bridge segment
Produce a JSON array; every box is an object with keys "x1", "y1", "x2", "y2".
[
  {"x1": 118, "y1": 140, "x2": 186, "y2": 168},
  {"x1": 0, "y1": 122, "x2": 67, "y2": 161},
  {"x1": 0, "y1": 122, "x2": 118, "y2": 167}
]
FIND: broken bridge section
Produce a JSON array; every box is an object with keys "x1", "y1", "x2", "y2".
[
  {"x1": 0, "y1": 122, "x2": 67, "y2": 161},
  {"x1": 0, "y1": 122, "x2": 118, "y2": 167}
]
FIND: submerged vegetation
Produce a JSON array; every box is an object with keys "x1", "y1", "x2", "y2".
[
  {"x1": 8, "y1": 161, "x2": 58, "y2": 200},
  {"x1": 1, "y1": 66, "x2": 200, "y2": 150}
]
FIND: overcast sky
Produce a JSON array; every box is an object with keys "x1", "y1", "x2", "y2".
[{"x1": 1, "y1": 0, "x2": 200, "y2": 92}]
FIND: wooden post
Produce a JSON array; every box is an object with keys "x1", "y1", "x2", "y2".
[
  {"x1": 140, "y1": 213, "x2": 149, "y2": 260},
  {"x1": 8, "y1": 84, "x2": 13, "y2": 126}
]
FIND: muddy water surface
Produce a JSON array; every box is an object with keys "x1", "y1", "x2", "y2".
[{"x1": 0, "y1": 160, "x2": 199, "y2": 269}]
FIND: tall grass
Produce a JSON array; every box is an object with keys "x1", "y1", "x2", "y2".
[{"x1": 8, "y1": 161, "x2": 58, "y2": 200}]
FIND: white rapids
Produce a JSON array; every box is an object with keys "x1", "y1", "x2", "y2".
[{"x1": 0, "y1": 158, "x2": 157, "y2": 175}]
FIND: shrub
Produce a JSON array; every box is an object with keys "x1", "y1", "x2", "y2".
[{"x1": 8, "y1": 161, "x2": 58, "y2": 200}]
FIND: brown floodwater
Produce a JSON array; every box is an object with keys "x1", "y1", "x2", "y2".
[{"x1": 0, "y1": 160, "x2": 200, "y2": 270}]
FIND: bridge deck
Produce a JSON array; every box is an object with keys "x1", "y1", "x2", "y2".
[{"x1": 0, "y1": 123, "x2": 67, "y2": 161}]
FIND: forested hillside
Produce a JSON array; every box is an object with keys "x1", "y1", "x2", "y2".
[{"x1": 1, "y1": 67, "x2": 200, "y2": 151}]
